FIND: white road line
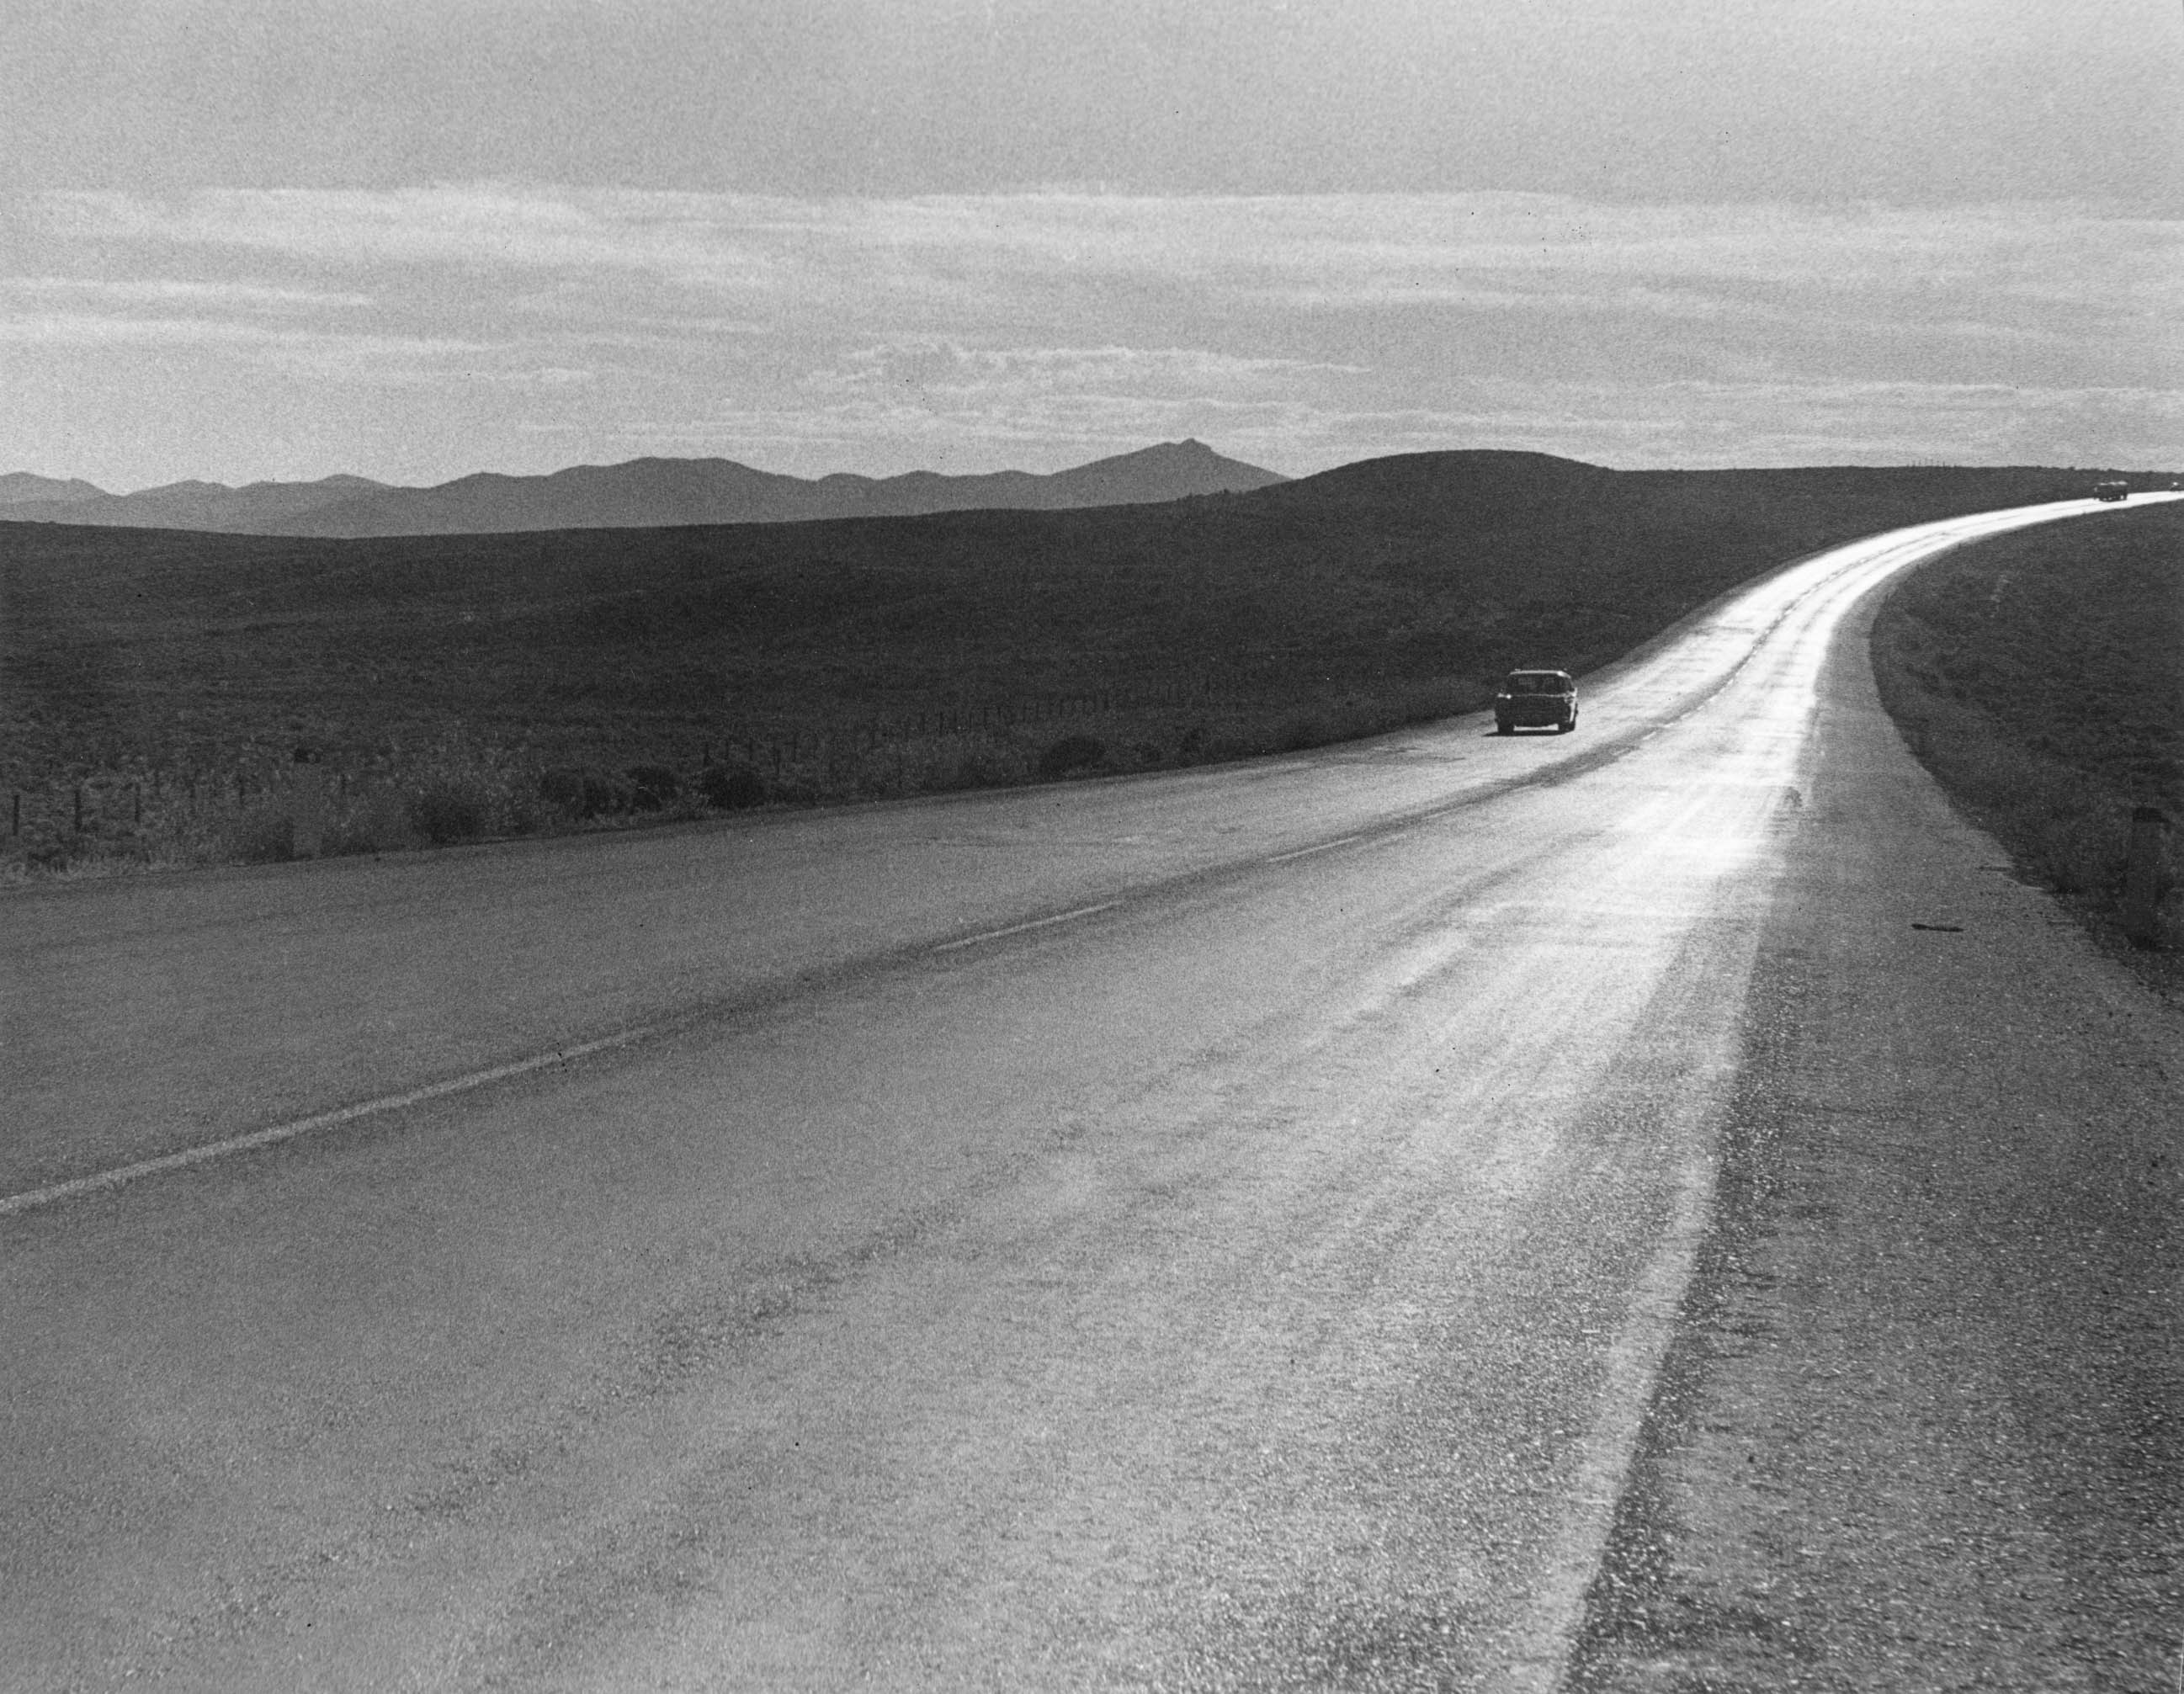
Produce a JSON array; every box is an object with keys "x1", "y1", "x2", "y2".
[
  {"x1": 8, "y1": 893, "x2": 1125, "y2": 1219},
  {"x1": 12, "y1": 892, "x2": 1132, "y2": 1217},
  {"x1": 1265, "y1": 833, "x2": 1366, "y2": 863},
  {"x1": 0, "y1": 1027, "x2": 661, "y2": 1220},
  {"x1": 929, "y1": 900, "x2": 1121, "y2": 953},
  {"x1": 1499, "y1": 887, "x2": 1762, "y2": 1691}
]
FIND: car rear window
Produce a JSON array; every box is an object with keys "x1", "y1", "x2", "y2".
[{"x1": 1506, "y1": 673, "x2": 1569, "y2": 693}]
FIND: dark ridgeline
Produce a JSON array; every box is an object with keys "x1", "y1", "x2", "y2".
[{"x1": 0, "y1": 440, "x2": 1287, "y2": 538}]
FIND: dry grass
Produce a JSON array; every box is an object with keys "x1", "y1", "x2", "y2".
[{"x1": 1870, "y1": 500, "x2": 2183, "y2": 987}]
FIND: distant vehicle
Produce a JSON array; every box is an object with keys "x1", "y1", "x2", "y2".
[
  {"x1": 2094, "y1": 481, "x2": 2130, "y2": 502},
  {"x1": 1495, "y1": 669, "x2": 1578, "y2": 735}
]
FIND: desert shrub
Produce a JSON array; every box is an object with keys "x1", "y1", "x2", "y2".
[
  {"x1": 226, "y1": 804, "x2": 296, "y2": 864},
  {"x1": 539, "y1": 766, "x2": 587, "y2": 810},
  {"x1": 539, "y1": 764, "x2": 635, "y2": 818},
  {"x1": 940, "y1": 746, "x2": 1028, "y2": 792},
  {"x1": 1038, "y1": 735, "x2": 1107, "y2": 778},
  {"x1": 698, "y1": 764, "x2": 767, "y2": 810},
  {"x1": 2028, "y1": 805, "x2": 2128, "y2": 898},
  {"x1": 407, "y1": 781, "x2": 487, "y2": 846},
  {"x1": 625, "y1": 764, "x2": 681, "y2": 810},
  {"x1": 327, "y1": 789, "x2": 418, "y2": 855},
  {"x1": 497, "y1": 790, "x2": 545, "y2": 836}
]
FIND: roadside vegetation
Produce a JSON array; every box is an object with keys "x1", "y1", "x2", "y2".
[
  {"x1": 3, "y1": 451, "x2": 2134, "y2": 880},
  {"x1": 1870, "y1": 499, "x2": 2181, "y2": 986}
]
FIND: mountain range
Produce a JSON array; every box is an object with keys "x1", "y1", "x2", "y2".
[{"x1": 0, "y1": 440, "x2": 1285, "y2": 538}]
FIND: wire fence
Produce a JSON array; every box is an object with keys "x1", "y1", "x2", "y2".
[{"x1": 4, "y1": 674, "x2": 1487, "y2": 879}]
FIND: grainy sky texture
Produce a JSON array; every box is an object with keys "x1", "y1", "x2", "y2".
[{"x1": 3, "y1": 0, "x2": 2180, "y2": 487}]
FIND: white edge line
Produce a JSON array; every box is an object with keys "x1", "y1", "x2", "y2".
[
  {"x1": 929, "y1": 900, "x2": 1121, "y2": 953},
  {"x1": 13, "y1": 896, "x2": 1130, "y2": 1218}
]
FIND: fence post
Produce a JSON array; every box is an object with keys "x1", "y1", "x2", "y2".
[
  {"x1": 293, "y1": 746, "x2": 325, "y2": 858},
  {"x1": 2122, "y1": 805, "x2": 2171, "y2": 948}
]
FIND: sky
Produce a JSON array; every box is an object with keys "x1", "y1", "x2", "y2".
[{"x1": 2, "y1": 0, "x2": 2180, "y2": 490}]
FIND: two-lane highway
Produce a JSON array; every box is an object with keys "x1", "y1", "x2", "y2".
[{"x1": 3, "y1": 496, "x2": 2168, "y2": 1691}]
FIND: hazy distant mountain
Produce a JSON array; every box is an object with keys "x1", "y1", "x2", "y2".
[
  {"x1": 291, "y1": 458, "x2": 850, "y2": 536},
  {"x1": 0, "y1": 441, "x2": 1284, "y2": 537},
  {"x1": 285, "y1": 438, "x2": 1284, "y2": 536},
  {"x1": 0, "y1": 474, "x2": 394, "y2": 532},
  {"x1": 834, "y1": 439, "x2": 1291, "y2": 520},
  {"x1": 0, "y1": 472, "x2": 106, "y2": 506}
]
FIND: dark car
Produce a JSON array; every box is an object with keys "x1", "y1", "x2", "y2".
[
  {"x1": 2094, "y1": 481, "x2": 2130, "y2": 502},
  {"x1": 1495, "y1": 669, "x2": 1578, "y2": 735}
]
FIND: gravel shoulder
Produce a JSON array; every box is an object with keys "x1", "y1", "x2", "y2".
[{"x1": 1568, "y1": 592, "x2": 2184, "y2": 1690}]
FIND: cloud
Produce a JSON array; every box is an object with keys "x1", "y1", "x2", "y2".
[
  {"x1": 38, "y1": 187, "x2": 2181, "y2": 310},
  {"x1": 37, "y1": 187, "x2": 793, "y2": 295},
  {"x1": 0, "y1": 275, "x2": 375, "y2": 309},
  {"x1": 39, "y1": 186, "x2": 2177, "y2": 390},
  {"x1": 808, "y1": 338, "x2": 1367, "y2": 402},
  {"x1": 0, "y1": 309, "x2": 510, "y2": 388},
  {"x1": 9, "y1": 185, "x2": 2179, "y2": 481}
]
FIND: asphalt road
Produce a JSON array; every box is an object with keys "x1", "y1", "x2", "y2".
[
  {"x1": 1570, "y1": 548, "x2": 2184, "y2": 1692},
  {"x1": 3, "y1": 495, "x2": 2174, "y2": 1691}
]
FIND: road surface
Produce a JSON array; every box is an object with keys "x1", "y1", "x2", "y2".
[{"x1": 3, "y1": 495, "x2": 2176, "y2": 1691}]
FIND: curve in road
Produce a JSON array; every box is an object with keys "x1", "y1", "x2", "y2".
[{"x1": 2, "y1": 493, "x2": 2171, "y2": 1691}]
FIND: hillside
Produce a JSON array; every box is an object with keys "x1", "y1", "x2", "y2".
[
  {"x1": 0, "y1": 440, "x2": 1284, "y2": 538},
  {"x1": 1871, "y1": 497, "x2": 2183, "y2": 984},
  {"x1": 0, "y1": 452, "x2": 2136, "y2": 871}
]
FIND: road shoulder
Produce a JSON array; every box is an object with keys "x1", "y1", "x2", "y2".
[{"x1": 1566, "y1": 597, "x2": 2184, "y2": 1691}]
